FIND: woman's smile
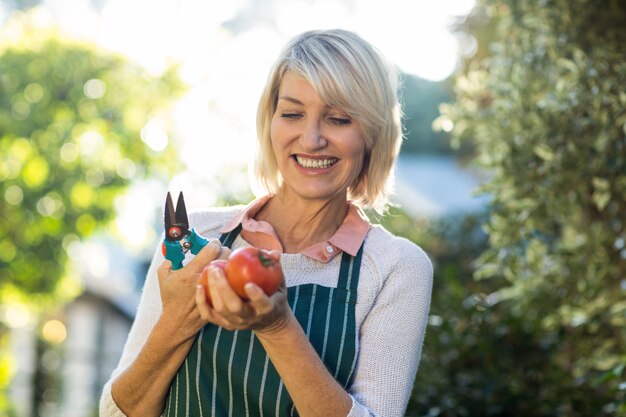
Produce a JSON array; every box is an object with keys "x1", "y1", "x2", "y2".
[{"x1": 292, "y1": 154, "x2": 339, "y2": 170}]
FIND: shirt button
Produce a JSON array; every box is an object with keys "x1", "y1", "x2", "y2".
[{"x1": 326, "y1": 245, "x2": 334, "y2": 254}]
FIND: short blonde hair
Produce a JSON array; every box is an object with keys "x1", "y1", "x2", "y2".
[{"x1": 255, "y1": 29, "x2": 402, "y2": 214}]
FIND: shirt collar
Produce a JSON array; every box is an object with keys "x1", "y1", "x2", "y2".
[
  {"x1": 218, "y1": 195, "x2": 370, "y2": 262},
  {"x1": 327, "y1": 203, "x2": 370, "y2": 256},
  {"x1": 219, "y1": 195, "x2": 272, "y2": 234}
]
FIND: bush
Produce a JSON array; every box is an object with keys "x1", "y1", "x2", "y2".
[
  {"x1": 424, "y1": 0, "x2": 626, "y2": 414},
  {"x1": 384, "y1": 207, "x2": 622, "y2": 416}
]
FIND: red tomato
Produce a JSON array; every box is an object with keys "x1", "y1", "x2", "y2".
[
  {"x1": 199, "y1": 259, "x2": 228, "y2": 306},
  {"x1": 225, "y1": 247, "x2": 283, "y2": 300}
]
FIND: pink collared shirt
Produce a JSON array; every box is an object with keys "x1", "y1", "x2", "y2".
[{"x1": 218, "y1": 195, "x2": 371, "y2": 263}]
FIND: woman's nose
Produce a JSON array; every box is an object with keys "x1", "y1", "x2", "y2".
[{"x1": 301, "y1": 119, "x2": 327, "y2": 150}]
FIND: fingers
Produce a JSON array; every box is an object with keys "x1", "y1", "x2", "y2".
[
  {"x1": 208, "y1": 266, "x2": 259, "y2": 321},
  {"x1": 158, "y1": 259, "x2": 172, "y2": 272},
  {"x1": 157, "y1": 260, "x2": 173, "y2": 282},
  {"x1": 245, "y1": 284, "x2": 274, "y2": 315},
  {"x1": 218, "y1": 246, "x2": 231, "y2": 260},
  {"x1": 187, "y1": 239, "x2": 223, "y2": 273},
  {"x1": 195, "y1": 285, "x2": 211, "y2": 321},
  {"x1": 207, "y1": 266, "x2": 225, "y2": 310},
  {"x1": 209, "y1": 267, "x2": 242, "y2": 311}
]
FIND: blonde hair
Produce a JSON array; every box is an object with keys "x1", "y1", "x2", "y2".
[{"x1": 255, "y1": 29, "x2": 402, "y2": 214}]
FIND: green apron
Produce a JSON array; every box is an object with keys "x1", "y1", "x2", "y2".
[{"x1": 164, "y1": 225, "x2": 364, "y2": 417}]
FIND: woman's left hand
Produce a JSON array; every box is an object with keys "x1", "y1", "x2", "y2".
[{"x1": 195, "y1": 260, "x2": 291, "y2": 333}]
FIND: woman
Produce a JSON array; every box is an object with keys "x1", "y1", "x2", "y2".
[{"x1": 100, "y1": 29, "x2": 432, "y2": 417}]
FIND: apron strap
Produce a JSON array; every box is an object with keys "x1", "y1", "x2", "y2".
[
  {"x1": 337, "y1": 243, "x2": 364, "y2": 291},
  {"x1": 220, "y1": 223, "x2": 243, "y2": 248}
]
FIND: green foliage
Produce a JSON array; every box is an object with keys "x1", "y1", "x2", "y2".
[
  {"x1": 0, "y1": 16, "x2": 184, "y2": 305},
  {"x1": 432, "y1": 0, "x2": 626, "y2": 414},
  {"x1": 0, "y1": 331, "x2": 17, "y2": 417},
  {"x1": 383, "y1": 208, "x2": 624, "y2": 416}
]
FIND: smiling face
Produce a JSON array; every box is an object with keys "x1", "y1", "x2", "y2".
[{"x1": 270, "y1": 71, "x2": 366, "y2": 204}]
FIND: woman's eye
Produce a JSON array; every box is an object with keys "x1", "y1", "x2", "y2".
[
  {"x1": 328, "y1": 117, "x2": 352, "y2": 126},
  {"x1": 281, "y1": 113, "x2": 302, "y2": 120}
]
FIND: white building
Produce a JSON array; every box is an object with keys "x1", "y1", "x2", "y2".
[{"x1": 7, "y1": 237, "x2": 143, "y2": 417}]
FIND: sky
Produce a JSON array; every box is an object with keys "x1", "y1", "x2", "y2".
[{"x1": 1, "y1": 0, "x2": 477, "y2": 260}]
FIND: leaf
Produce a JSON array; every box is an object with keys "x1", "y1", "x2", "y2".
[
  {"x1": 592, "y1": 178, "x2": 611, "y2": 211},
  {"x1": 592, "y1": 191, "x2": 611, "y2": 211},
  {"x1": 592, "y1": 177, "x2": 610, "y2": 191},
  {"x1": 533, "y1": 143, "x2": 555, "y2": 161},
  {"x1": 21, "y1": 156, "x2": 49, "y2": 188}
]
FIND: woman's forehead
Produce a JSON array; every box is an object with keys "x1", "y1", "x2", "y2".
[
  {"x1": 277, "y1": 72, "x2": 313, "y2": 94},
  {"x1": 277, "y1": 69, "x2": 352, "y2": 111}
]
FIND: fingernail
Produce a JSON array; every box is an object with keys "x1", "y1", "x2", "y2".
[{"x1": 245, "y1": 283, "x2": 259, "y2": 294}]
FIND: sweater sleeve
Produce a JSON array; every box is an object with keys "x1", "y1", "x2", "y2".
[
  {"x1": 347, "y1": 238, "x2": 434, "y2": 417},
  {"x1": 99, "y1": 243, "x2": 165, "y2": 417}
]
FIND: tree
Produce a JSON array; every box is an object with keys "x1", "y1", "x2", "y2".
[
  {"x1": 0, "y1": 14, "x2": 183, "y2": 304},
  {"x1": 437, "y1": 0, "x2": 626, "y2": 414},
  {"x1": 0, "y1": 12, "x2": 184, "y2": 414}
]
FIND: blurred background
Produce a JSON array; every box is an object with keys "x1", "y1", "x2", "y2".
[{"x1": 0, "y1": 0, "x2": 625, "y2": 416}]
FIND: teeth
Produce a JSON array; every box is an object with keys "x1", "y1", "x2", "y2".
[{"x1": 295, "y1": 156, "x2": 338, "y2": 169}]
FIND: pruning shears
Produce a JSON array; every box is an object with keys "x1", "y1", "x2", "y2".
[{"x1": 162, "y1": 191, "x2": 210, "y2": 270}]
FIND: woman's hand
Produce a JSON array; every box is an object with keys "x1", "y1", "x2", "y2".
[
  {"x1": 195, "y1": 252, "x2": 291, "y2": 333},
  {"x1": 111, "y1": 239, "x2": 232, "y2": 417},
  {"x1": 157, "y1": 239, "x2": 230, "y2": 342}
]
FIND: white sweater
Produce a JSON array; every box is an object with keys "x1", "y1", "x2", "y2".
[{"x1": 100, "y1": 206, "x2": 433, "y2": 417}]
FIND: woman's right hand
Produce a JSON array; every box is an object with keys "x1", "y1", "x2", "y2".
[
  {"x1": 156, "y1": 239, "x2": 231, "y2": 342},
  {"x1": 194, "y1": 252, "x2": 291, "y2": 334}
]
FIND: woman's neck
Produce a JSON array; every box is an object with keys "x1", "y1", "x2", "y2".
[{"x1": 256, "y1": 191, "x2": 348, "y2": 254}]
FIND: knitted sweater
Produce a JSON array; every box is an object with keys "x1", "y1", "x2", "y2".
[{"x1": 100, "y1": 206, "x2": 433, "y2": 417}]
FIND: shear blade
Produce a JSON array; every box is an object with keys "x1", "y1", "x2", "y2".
[
  {"x1": 175, "y1": 191, "x2": 189, "y2": 226},
  {"x1": 164, "y1": 191, "x2": 175, "y2": 224},
  {"x1": 164, "y1": 191, "x2": 190, "y2": 241}
]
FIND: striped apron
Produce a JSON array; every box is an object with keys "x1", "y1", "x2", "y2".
[{"x1": 164, "y1": 225, "x2": 364, "y2": 417}]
